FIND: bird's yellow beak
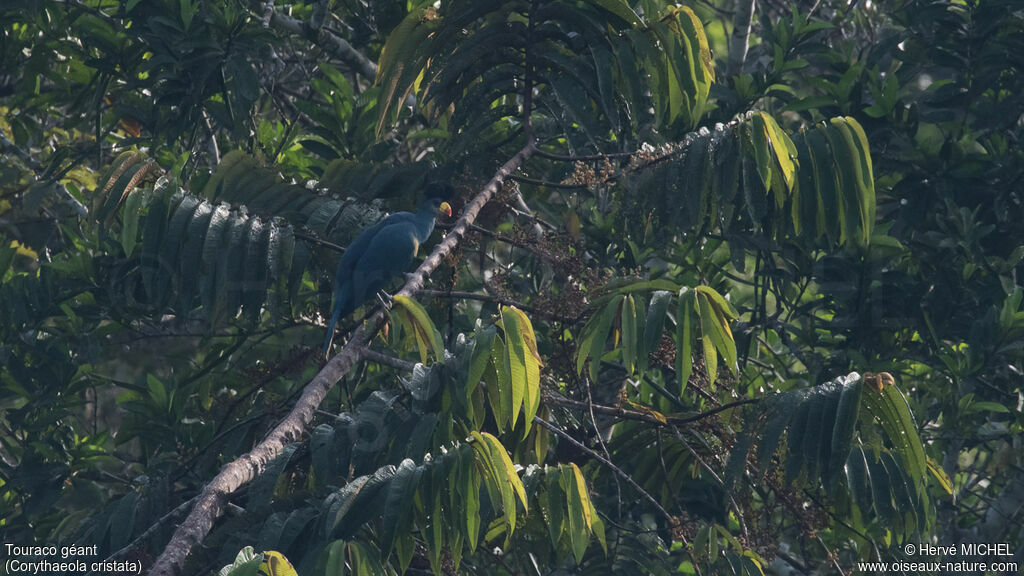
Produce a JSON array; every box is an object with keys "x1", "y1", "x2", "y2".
[{"x1": 440, "y1": 201, "x2": 452, "y2": 218}]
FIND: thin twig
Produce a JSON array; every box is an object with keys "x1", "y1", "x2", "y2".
[
  {"x1": 0, "y1": 133, "x2": 88, "y2": 216},
  {"x1": 511, "y1": 174, "x2": 589, "y2": 189},
  {"x1": 534, "y1": 148, "x2": 637, "y2": 162},
  {"x1": 584, "y1": 375, "x2": 622, "y2": 518},
  {"x1": 417, "y1": 289, "x2": 580, "y2": 323},
  {"x1": 542, "y1": 393, "x2": 758, "y2": 427},
  {"x1": 361, "y1": 348, "x2": 416, "y2": 371},
  {"x1": 88, "y1": 497, "x2": 197, "y2": 574},
  {"x1": 532, "y1": 416, "x2": 678, "y2": 530},
  {"x1": 294, "y1": 231, "x2": 346, "y2": 253}
]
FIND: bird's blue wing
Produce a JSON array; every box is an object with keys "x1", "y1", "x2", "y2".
[
  {"x1": 324, "y1": 212, "x2": 417, "y2": 352},
  {"x1": 349, "y1": 221, "x2": 419, "y2": 298}
]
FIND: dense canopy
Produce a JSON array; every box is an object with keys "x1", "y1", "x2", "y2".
[{"x1": 1, "y1": 1, "x2": 1022, "y2": 575}]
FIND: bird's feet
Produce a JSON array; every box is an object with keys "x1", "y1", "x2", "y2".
[{"x1": 376, "y1": 290, "x2": 394, "y2": 309}]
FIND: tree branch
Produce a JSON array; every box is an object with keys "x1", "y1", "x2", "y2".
[
  {"x1": 251, "y1": 1, "x2": 378, "y2": 82},
  {"x1": 147, "y1": 140, "x2": 536, "y2": 576},
  {"x1": 728, "y1": 0, "x2": 756, "y2": 77}
]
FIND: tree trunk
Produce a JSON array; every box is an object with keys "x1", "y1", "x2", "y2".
[{"x1": 728, "y1": 0, "x2": 756, "y2": 77}]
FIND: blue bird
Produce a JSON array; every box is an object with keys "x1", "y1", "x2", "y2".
[{"x1": 323, "y1": 187, "x2": 453, "y2": 353}]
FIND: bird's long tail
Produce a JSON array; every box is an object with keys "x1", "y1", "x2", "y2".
[{"x1": 323, "y1": 289, "x2": 348, "y2": 355}]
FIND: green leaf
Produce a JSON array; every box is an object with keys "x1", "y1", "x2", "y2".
[
  {"x1": 841, "y1": 116, "x2": 876, "y2": 241},
  {"x1": 490, "y1": 336, "x2": 510, "y2": 432},
  {"x1": 827, "y1": 374, "x2": 864, "y2": 489},
  {"x1": 820, "y1": 122, "x2": 860, "y2": 246},
  {"x1": 579, "y1": 294, "x2": 623, "y2": 382},
  {"x1": 830, "y1": 117, "x2": 874, "y2": 245},
  {"x1": 455, "y1": 447, "x2": 481, "y2": 551},
  {"x1": 644, "y1": 290, "x2": 672, "y2": 363},
  {"x1": 621, "y1": 294, "x2": 638, "y2": 373},
  {"x1": 803, "y1": 128, "x2": 840, "y2": 243},
  {"x1": 676, "y1": 288, "x2": 694, "y2": 394},
  {"x1": 800, "y1": 388, "x2": 827, "y2": 482},
  {"x1": 966, "y1": 400, "x2": 1011, "y2": 414},
  {"x1": 217, "y1": 546, "x2": 262, "y2": 576},
  {"x1": 695, "y1": 293, "x2": 719, "y2": 386},
  {"x1": 392, "y1": 295, "x2": 445, "y2": 363},
  {"x1": 561, "y1": 464, "x2": 590, "y2": 564},
  {"x1": 926, "y1": 455, "x2": 954, "y2": 495},
  {"x1": 120, "y1": 185, "x2": 144, "y2": 257},
  {"x1": 586, "y1": 0, "x2": 642, "y2": 25},
  {"x1": 467, "y1": 324, "x2": 497, "y2": 407},
  {"x1": 695, "y1": 287, "x2": 738, "y2": 375},
  {"x1": 861, "y1": 379, "x2": 927, "y2": 496},
  {"x1": 747, "y1": 116, "x2": 773, "y2": 196},
  {"x1": 502, "y1": 306, "x2": 542, "y2": 436},
  {"x1": 759, "y1": 112, "x2": 798, "y2": 195},
  {"x1": 500, "y1": 307, "x2": 528, "y2": 431},
  {"x1": 380, "y1": 459, "x2": 421, "y2": 558},
  {"x1": 471, "y1": 432, "x2": 526, "y2": 538},
  {"x1": 323, "y1": 541, "x2": 346, "y2": 576},
  {"x1": 375, "y1": 7, "x2": 438, "y2": 137},
  {"x1": 543, "y1": 468, "x2": 565, "y2": 548}
]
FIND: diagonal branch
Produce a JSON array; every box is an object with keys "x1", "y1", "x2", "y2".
[
  {"x1": 251, "y1": 1, "x2": 378, "y2": 81},
  {"x1": 147, "y1": 139, "x2": 535, "y2": 576}
]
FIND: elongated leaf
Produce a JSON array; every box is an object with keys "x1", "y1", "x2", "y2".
[
  {"x1": 747, "y1": 116, "x2": 773, "y2": 196},
  {"x1": 832, "y1": 117, "x2": 874, "y2": 245},
  {"x1": 393, "y1": 295, "x2": 445, "y2": 363},
  {"x1": 471, "y1": 431, "x2": 523, "y2": 537},
  {"x1": 819, "y1": 123, "x2": 858, "y2": 245},
  {"x1": 587, "y1": 0, "x2": 642, "y2": 25},
  {"x1": 562, "y1": 464, "x2": 590, "y2": 564},
  {"x1": 380, "y1": 459, "x2": 421, "y2": 557},
  {"x1": 644, "y1": 290, "x2": 672, "y2": 362},
  {"x1": 695, "y1": 288, "x2": 738, "y2": 376},
  {"x1": 500, "y1": 307, "x2": 528, "y2": 430},
  {"x1": 543, "y1": 468, "x2": 565, "y2": 548},
  {"x1": 759, "y1": 112, "x2": 798, "y2": 195},
  {"x1": 579, "y1": 294, "x2": 623, "y2": 382},
  {"x1": 467, "y1": 324, "x2": 497, "y2": 406},
  {"x1": 489, "y1": 336, "x2": 509, "y2": 431},
  {"x1": 827, "y1": 374, "x2": 864, "y2": 488},
  {"x1": 120, "y1": 185, "x2": 144, "y2": 257},
  {"x1": 621, "y1": 294, "x2": 638, "y2": 373},
  {"x1": 481, "y1": 432, "x2": 527, "y2": 511},
  {"x1": 861, "y1": 380, "x2": 927, "y2": 495},
  {"x1": 457, "y1": 447, "x2": 481, "y2": 550},
  {"x1": 676, "y1": 288, "x2": 694, "y2": 394},
  {"x1": 696, "y1": 293, "x2": 719, "y2": 386},
  {"x1": 502, "y1": 306, "x2": 542, "y2": 435},
  {"x1": 803, "y1": 128, "x2": 839, "y2": 243}
]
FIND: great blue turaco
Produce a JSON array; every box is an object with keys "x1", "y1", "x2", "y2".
[{"x1": 323, "y1": 183, "x2": 453, "y2": 353}]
